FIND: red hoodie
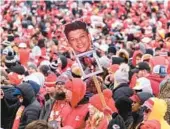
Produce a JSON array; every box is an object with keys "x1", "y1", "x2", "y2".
[
  {"x1": 18, "y1": 48, "x2": 30, "y2": 67},
  {"x1": 130, "y1": 73, "x2": 137, "y2": 89},
  {"x1": 149, "y1": 56, "x2": 169, "y2": 69},
  {"x1": 146, "y1": 74, "x2": 164, "y2": 96},
  {"x1": 132, "y1": 50, "x2": 143, "y2": 67},
  {"x1": 63, "y1": 78, "x2": 89, "y2": 129}
]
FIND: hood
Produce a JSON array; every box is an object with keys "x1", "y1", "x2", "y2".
[
  {"x1": 147, "y1": 74, "x2": 163, "y2": 84},
  {"x1": 65, "y1": 78, "x2": 86, "y2": 108},
  {"x1": 17, "y1": 82, "x2": 35, "y2": 106},
  {"x1": 149, "y1": 56, "x2": 168, "y2": 68},
  {"x1": 140, "y1": 120, "x2": 161, "y2": 129},
  {"x1": 132, "y1": 50, "x2": 143, "y2": 66},
  {"x1": 148, "y1": 98, "x2": 167, "y2": 121}
]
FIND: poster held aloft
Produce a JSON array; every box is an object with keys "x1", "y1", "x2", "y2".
[
  {"x1": 75, "y1": 50, "x2": 103, "y2": 79},
  {"x1": 64, "y1": 20, "x2": 111, "y2": 119}
]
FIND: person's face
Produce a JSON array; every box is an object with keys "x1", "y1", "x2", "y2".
[
  {"x1": 55, "y1": 83, "x2": 65, "y2": 93},
  {"x1": 45, "y1": 86, "x2": 56, "y2": 94},
  {"x1": 28, "y1": 67, "x2": 36, "y2": 74},
  {"x1": 132, "y1": 102, "x2": 140, "y2": 112},
  {"x1": 67, "y1": 29, "x2": 91, "y2": 53},
  {"x1": 143, "y1": 108, "x2": 151, "y2": 121},
  {"x1": 155, "y1": 50, "x2": 160, "y2": 56},
  {"x1": 136, "y1": 56, "x2": 142, "y2": 65},
  {"x1": 137, "y1": 70, "x2": 146, "y2": 78},
  {"x1": 55, "y1": 83, "x2": 66, "y2": 100}
]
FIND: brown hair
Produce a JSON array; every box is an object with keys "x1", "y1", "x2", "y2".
[
  {"x1": 64, "y1": 21, "x2": 88, "y2": 39},
  {"x1": 25, "y1": 120, "x2": 54, "y2": 129}
]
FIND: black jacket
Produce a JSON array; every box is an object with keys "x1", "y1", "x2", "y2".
[
  {"x1": 132, "y1": 107, "x2": 144, "y2": 129},
  {"x1": 1, "y1": 86, "x2": 20, "y2": 129},
  {"x1": 112, "y1": 83, "x2": 134, "y2": 101},
  {"x1": 108, "y1": 112, "x2": 127, "y2": 129},
  {"x1": 17, "y1": 83, "x2": 41, "y2": 129}
]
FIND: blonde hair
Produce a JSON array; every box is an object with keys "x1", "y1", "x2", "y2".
[{"x1": 86, "y1": 105, "x2": 105, "y2": 128}]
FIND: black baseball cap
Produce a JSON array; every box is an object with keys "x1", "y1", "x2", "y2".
[{"x1": 133, "y1": 62, "x2": 151, "y2": 73}]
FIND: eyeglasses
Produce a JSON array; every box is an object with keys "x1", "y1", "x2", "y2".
[{"x1": 56, "y1": 82, "x2": 65, "y2": 85}]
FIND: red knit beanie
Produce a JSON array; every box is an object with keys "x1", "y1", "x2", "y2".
[
  {"x1": 89, "y1": 89, "x2": 117, "y2": 112},
  {"x1": 44, "y1": 73, "x2": 57, "y2": 87}
]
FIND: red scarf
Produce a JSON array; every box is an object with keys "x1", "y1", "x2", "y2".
[{"x1": 12, "y1": 105, "x2": 25, "y2": 129}]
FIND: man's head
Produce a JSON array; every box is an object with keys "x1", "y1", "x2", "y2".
[
  {"x1": 134, "y1": 62, "x2": 151, "y2": 78},
  {"x1": 64, "y1": 21, "x2": 91, "y2": 54},
  {"x1": 44, "y1": 73, "x2": 57, "y2": 98},
  {"x1": 55, "y1": 76, "x2": 68, "y2": 100}
]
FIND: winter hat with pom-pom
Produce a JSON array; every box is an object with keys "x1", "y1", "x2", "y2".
[
  {"x1": 71, "y1": 65, "x2": 82, "y2": 78},
  {"x1": 5, "y1": 51, "x2": 17, "y2": 68},
  {"x1": 89, "y1": 89, "x2": 117, "y2": 112},
  {"x1": 114, "y1": 63, "x2": 129, "y2": 84}
]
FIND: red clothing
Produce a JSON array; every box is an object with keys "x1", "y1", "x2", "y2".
[
  {"x1": 146, "y1": 74, "x2": 164, "y2": 96},
  {"x1": 149, "y1": 56, "x2": 169, "y2": 69},
  {"x1": 85, "y1": 116, "x2": 109, "y2": 129},
  {"x1": 41, "y1": 47, "x2": 46, "y2": 57},
  {"x1": 63, "y1": 104, "x2": 89, "y2": 129},
  {"x1": 18, "y1": 48, "x2": 30, "y2": 66},
  {"x1": 64, "y1": 78, "x2": 88, "y2": 129},
  {"x1": 132, "y1": 50, "x2": 143, "y2": 66},
  {"x1": 130, "y1": 73, "x2": 137, "y2": 89},
  {"x1": 49, "y1": 100, "x2": 72, "y2": 124}
]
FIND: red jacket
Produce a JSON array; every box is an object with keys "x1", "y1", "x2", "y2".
[
  {"x1": 130, "y1": 73, "x2": 137, "y2": 89},
  {"x1": 18, "y1": 48, "x2": 30, "y2": 66},
  {"x1": 63, "y1": 103, "x2": 89, "y2": 129},
  {"x1": 132, "y1": 50, "x2": 143, "y2": 67},
  {"x1": 48, "y1": 100, "x2": 72, "y2": 124},
  {"x1": 146, "y1": 74, "x2": 164, "y2": 96},
  {"x1": 149, "y1": 56, "x2": 169, "y2": 69}
]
